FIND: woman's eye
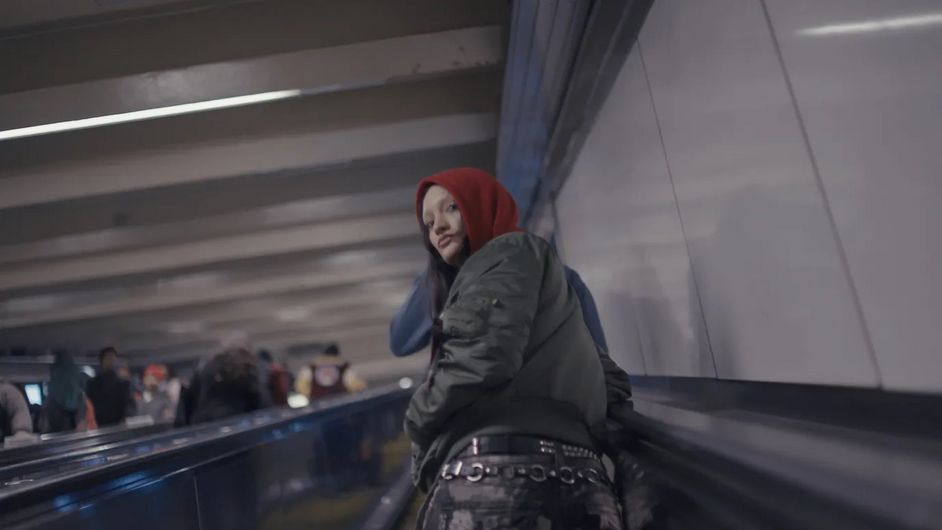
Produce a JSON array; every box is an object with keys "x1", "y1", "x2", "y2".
[
  {"x1": 424, "y1": 220, "x2": 434, "y2": 229},
  {"x1": 446, "y1": 203, "x2": 458, "y2": 212}
]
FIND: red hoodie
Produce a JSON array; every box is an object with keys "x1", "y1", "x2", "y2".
[{"x1": 415, "y1": 167, "x2": 523, "y2": 253}]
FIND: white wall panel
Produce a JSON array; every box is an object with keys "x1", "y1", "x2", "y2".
[
  {"x1": 637, "y1": 0, "x2": 878, "y2": 385},
  {"x1": 765, "y1": 0, "x2": 942, "y2": 392},
  {"x1": 556, "y1": 48, "x2": 714, "y2": 377}
]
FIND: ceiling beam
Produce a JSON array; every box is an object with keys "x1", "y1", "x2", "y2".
[
  {"x1": 118, "y1": 306, "x2": 399, "y2": 351},
  {"x1": 0, "y1": 112, "x2": 496, "y2": 209},
  {"x1": 122, "y1": 316, "x2": 393, "y2": 359},
  {"x1": 147, "y1": 290, "x2": 411, "y2": 332},
  {"x1": 0, "y1": 0, "x2": 507, "y2": 94},
  {"x1": 0, "y1": 213, "x2": 419, "y2": 292},
  {"x1": 0, "y1": 141, "x2": 494, "y2": 247},
  {"x1": 0, "y1": 186, "x2": 415, "y2": 265},
  {"x1": 0, "y1": 26, "x2": 502, "y2": 134},
  {"x1": 121, "y1": 323, "x2": 402, "y2": 368},
  {"x1": 0, "y1": 260, "x2": 421, "y2": 330}
]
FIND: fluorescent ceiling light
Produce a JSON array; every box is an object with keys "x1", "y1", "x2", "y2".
[
  {"x1": 799, "y1": 13, "x2": 942, "y2": 36},
  {"x1": 0, "y1": 89, "x2": 302, "y2": 142}
]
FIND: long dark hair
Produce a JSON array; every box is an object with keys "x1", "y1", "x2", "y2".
[{"x1": 419, "y1": 222, "x2": 469, "y2": 318}]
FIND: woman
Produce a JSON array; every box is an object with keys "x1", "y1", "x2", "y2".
[
  {"x1": 137, "y1": 364, "x2": 175, "y2": 423},
  {"x1": 405, "y1": 168, "x2": 628, "y2": 529},
  {"x1": 46, "y1": 352, "x2": 88, "y2": 433}
]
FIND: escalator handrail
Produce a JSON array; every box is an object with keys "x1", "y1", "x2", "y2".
[
  {"x1": 617, "y1": 401, "x2": 942, "y2": 530},
  {"x1": 0, "y1": 384, "x2": 411, "y2": 517},
  {"x1": 0, "y1": 423, "x2": 173, "y2": 468}
]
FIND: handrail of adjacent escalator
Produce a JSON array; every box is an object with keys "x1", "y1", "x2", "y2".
[
  {"x1": 614, "y1": 401, "x2": 942, "y2": 530},
  {"x1": 0, "y1": 422, "x2": 173, "y2": 468},
  {"x1": 0, "y1": 384, "x2": 412, "y2": 518}
]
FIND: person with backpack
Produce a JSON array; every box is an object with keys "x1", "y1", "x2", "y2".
[{"x1": 45, "y1": 352, "x2": 89, "y2": 433}]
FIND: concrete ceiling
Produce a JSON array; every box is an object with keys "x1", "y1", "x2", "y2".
[{"x1": 0, "y1": 0, "x2": 510, "y2": 378}]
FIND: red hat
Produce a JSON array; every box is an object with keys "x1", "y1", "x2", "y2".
[
  {"x1": 143, "y1": 364, "x2": 167, "y2": 382},
  {"x1": 416, "y1": 168, "x2": 523, "y2": 254}
]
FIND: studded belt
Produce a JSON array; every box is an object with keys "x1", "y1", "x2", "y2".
[
  {"x1": 457, "y1": 435, "x2": 600, "y2": 460},
  {"x1": 440, "y1": 459, "x2": 608, "y2": 485}
]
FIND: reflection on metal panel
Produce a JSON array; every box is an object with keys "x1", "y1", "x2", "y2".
[
  {"x1": 764, "y1": 0, "x2": 942, "y2": 392},
  {"x1": 556, "y1": 48, "x2": 713, "y2": 377},
  {"x1": 637, "y1": 0, "x2": 877, "y2": 385},
  {"x1": 1, "y1": 387, "x2": 413, "y2": 530},
  {"x1": 497, "y1": 0, "x2": 591, "y2": 219}
]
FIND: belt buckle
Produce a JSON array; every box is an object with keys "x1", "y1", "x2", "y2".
[
  {"x1": 441, "y1": 460, "x2": 463, "y2": 480},
  {"x1": 529, "y1": 464, "x2": 547, "y2": 482},
  {"x1": 558, "y1": 466, "x2": 576, "y2": 485},
  {"x1": 466, "y1": 463, "x2": 485, "y2": 482}
]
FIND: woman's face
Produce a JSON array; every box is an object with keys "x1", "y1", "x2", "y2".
[{"x1": 422, "y1": 185, "x2": 467, "y2": 267}]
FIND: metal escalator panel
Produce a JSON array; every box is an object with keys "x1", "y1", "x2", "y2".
[{"x1": 0, "y1": 385, "x2": 416, "y2": 530}]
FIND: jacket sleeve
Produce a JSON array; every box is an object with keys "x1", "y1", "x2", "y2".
[
  {"x1": 564, "y1": 267, "x2": 609, "y2": 351},
  {"x1": 0, "y1": 383, "x2": 33, "y2": 434},
  {"x1": 404, "y1": 242, "x2": 543, "y2": 449},
  {"x1": 388, "y1": 272, "x2": 434, "y2": 357},
  {"x1": 563, "y1": 267, "x2": 631, "y2": 406},
  {"x1": 597, "y1": 348, "x2": 633, "y2": 406}
]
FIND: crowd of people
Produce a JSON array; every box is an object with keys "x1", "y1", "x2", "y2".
[{"x1": 0, "y1": 342, "x2": 365, "y2": 446}]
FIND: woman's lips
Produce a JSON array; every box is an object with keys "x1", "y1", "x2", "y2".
[{"x1": 438, "y1": 235, "x2": 453, "y2": 250}]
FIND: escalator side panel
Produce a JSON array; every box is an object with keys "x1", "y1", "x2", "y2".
[
  {"x1": 3, "y1": 388, "x2": 413, "y2": 530},
  {"x1": 14, "y1": 470, "x2": 200, "y2": 530}
]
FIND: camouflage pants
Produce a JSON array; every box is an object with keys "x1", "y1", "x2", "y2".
[{"x1": 417, "y1": 454, "x2": 624, "y2": 529}]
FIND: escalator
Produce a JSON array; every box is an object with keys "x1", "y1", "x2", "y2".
[
  {"x1": 0, "y1": 422, "x2": 173, "y2": 469},
  {"x1": 0, "y1": 384, "x2": 416, "y2": 530},
  {"x1": 3, "y1": 377, "x2": 941, "y2": 530}
]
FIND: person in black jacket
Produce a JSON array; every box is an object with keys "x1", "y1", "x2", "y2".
[
  {"x1": 45, "y1": 352, "x2": 88, "y2": 433},
  {"x1": 179, "y1": 349, "x2": 269, "y2": 426},
  {"x1": 85, "y1": 347, "x2": 134, "y2": 427},
  {"x1": 407, "y1": 169, "x2": 629, "y2": 529},
  {"x1": 0, "y1": 380, "x2": 35, "y2": 446}
]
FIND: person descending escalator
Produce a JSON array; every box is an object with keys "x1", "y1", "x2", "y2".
[
  {"x1": 292, "y1": 343, "x2": 370, "y2": 490},
  {"x1": 0, "y1": 380, "x2": 37, "y2": 447},
  {"x1": 85, "y1": 347, "x2": 134, "y2": 427},
  {"x1": 257, "y1": 349, "x2": 291, "y2": 406},
  {"x1": 186, "y1": 348, "x2": 269, "y2": 425},
  {"x1": 136, "y1": 364, "x2": 174, "y2": 423},
  {"x1": 294, "y1": 343, "x2": 366, "y2": 402},
  {"x1": 45, "y1": 352, "x2": 90, "y2": 433}
]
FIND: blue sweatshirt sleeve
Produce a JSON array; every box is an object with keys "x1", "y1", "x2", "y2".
[
  {"x1": 388, "y1": 271, "x2": 434, "y2": 356},
  {"x1": 564, "y1": 267, "x2": 609, "y2": 352}
]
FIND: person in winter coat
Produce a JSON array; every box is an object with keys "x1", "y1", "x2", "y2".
[
  {"x1": 257, "y1": 350, "x2": 291, "y2": 406},
  {"x1": 405, "y1": 168, "x2": 632, "y2": 529},
  {"x1": 137, "y1": 364, "x2": 174, "y2": 423},
  {"x1": 390, "y1": 266, "x2": 609, "y2": 357},
  {"x1": 186, "y1": 349, "x2": 268, "y2": 425},
  {"x1": 0, "y1": 381, "x2": 36, "y2": 446},
  {"x1": 0, "y1": 381, "x2": 36, "y2": 445},
  {"x1": 45, "y1": 352, "x2": 89, "y2": 433},
  {"x1": 85, "y1": 347, "x2": 134, "y2": 427},
  {"x1": 294, "y1": 344, "x2": 366, "y2": 402}
]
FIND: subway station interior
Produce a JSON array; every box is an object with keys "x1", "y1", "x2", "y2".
[{"x1": 1, "y1": 0, "x2": 941, "y2": 528}]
